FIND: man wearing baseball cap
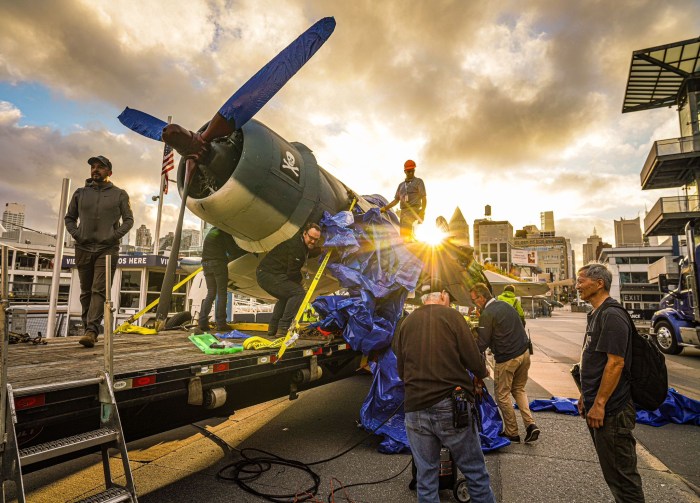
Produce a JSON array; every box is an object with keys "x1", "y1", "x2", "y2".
[
  {"x1": 392, "y1": 278, "x2": 494, "y2": 502},
  {"x1": 380, "y1": 159, "x2": 427, "y2": 241},
  {"x1": 65, "y1": 155, "x2": 134, "y2": 347}
]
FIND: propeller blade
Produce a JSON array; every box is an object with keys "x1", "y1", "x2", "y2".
[
  {"x1": 218, "y1": 16, "x2": 336, "y2": 130},
  {"x1": 118, "y1": 107, "x2": 168, "y2": 141},
  {"x1": 155, "y1": 158, "x2": 197, "y2": 327}
]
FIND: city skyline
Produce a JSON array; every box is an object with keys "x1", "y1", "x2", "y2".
[{"x1": 0, "y1": 1, "x2": 697, "y2": 263}]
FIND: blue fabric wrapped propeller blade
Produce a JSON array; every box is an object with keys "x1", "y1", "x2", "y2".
[
  {"x1": 118, "y1": 17, "x2": 335, "y2": 140},
  {"x1": 313, "y1": 206, "x2": 509, "y2": 453}
]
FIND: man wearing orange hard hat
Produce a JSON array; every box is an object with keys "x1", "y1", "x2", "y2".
[{"x1": 381, "y1": 159, "x2": 427, "y2": 241}]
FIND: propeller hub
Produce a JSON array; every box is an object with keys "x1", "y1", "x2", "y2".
[{"x1": 162, "y1": 124, "x2": 209, "y2": 161}]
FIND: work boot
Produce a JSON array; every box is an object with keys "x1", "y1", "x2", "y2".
[
  {"x1": 79, "y1": 330, "x2": 97, "y2": 348},
  {"x1": 193, "y1": 325, "x2": 208, "y2": 335},
  {"x1": 274, "y1": 327, "x2": 290, "y2": 338},
  {"x1": 215, "y1": 324, "x2": 230, "y2": 333}
]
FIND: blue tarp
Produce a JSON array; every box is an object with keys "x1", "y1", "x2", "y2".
[
  {"x1": 313, "y1": 205, "x2": 509, "y2": 453},
  {"x1": 529, "y1": 389, "x2": 700, "y2": 427}
]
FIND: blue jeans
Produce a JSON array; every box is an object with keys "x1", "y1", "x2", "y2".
[{"x1": 405, "y1": 397, "x2": 495, "y2": 503}]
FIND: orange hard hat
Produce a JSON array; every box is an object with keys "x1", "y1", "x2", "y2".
[{"x1": 404, "y1": 159, "x2": 416, "y2": 170}]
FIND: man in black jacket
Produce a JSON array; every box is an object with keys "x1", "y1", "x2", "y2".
[
  {"x1": 471, "y1": 282, "x2": 540, "y2": 443},
  {"x1": 256, "y1": 223, "x2": 322, "y2": 337},
  {"x1": 393, "y1": 279, "x2": 495, "y2": 503},
  {"x1": 65, "y1": 155, "x2": 133, "y2": 348},
  {"x1": 199, "y1": 227, "x2": 244, "y2": 333}
]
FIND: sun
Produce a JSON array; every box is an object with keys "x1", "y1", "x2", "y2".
[{"x1": 414, "y1": 222, "x2": 447, "y2": 245}]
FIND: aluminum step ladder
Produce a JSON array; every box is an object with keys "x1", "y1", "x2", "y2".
[{"x1": 0, "y1": 251, "x2": 138, "y2": 502}]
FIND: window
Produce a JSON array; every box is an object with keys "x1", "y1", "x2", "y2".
[
  {"x1": 120, "y1": 270, "x2": 141, "y2": 309},
  {"x1": 619, "y1": 272, "x2": 648, "y2": 284},
  {"x1": 146, "y1": 271, "x2": 186, "y2": 313}
]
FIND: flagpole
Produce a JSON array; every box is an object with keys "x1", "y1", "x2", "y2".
[{"x1": 153, "y1": 115, "x2": 172, "y2": 255}]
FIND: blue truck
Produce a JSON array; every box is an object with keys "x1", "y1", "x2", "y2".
[{"x1": 651, "y1": 222, "x2": 700, "y2": 354}]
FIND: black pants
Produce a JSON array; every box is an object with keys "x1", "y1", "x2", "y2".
[
  {"x1": 75, "y1": 248, "x2": 118, "y2": 336},
  {"x1": 200, "y1": 259, "x2": 229, "y2": 328},
  {"x1": 256, "y1": 270, "x2": 305, "y2": 336},
  {"x1": 588, "y1": 401, "x2": 645, "y2": 503}
]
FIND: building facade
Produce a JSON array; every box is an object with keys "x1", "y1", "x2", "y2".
[
  {"x1": 513, "y1": 234, "x2": 571, "y2": 283},
  {"x1": 135, "y1": 224, "x2": 153, "y2": 249},
  {"x1": 540, "y1": 211, "x2": 555, "y2": 237},
  {"x1": 2, "y1": 202, "x2": 25, "y2": 234},
  {"x1": 473, "y1": 219, "x2": 513, "y2": 271},
  {"x1": 582, "y1": 229, "x2": 603, "y2": 264},
  {"x1": 614, "y1": 216, "x2": 643, "y2": 247},
  {"x1": 598, "y1": 244, "x2": 673, "y2": 306}
]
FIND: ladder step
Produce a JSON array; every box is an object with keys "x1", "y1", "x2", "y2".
[
  {"x1": 76, "y1": 486, "x2": 133, "y2": 503},
  {"x1": 19, "y1": 427, "x2": 119, "y2": 466},
  {"x1": 13, "y1": 376, "x2": 104, "y2": 397}
]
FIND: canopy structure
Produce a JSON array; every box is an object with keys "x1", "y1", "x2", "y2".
[
  {"x1": 483, "y1": 270, "x2": 550, "y2": 297},
  {"x1": 622, "y1": 37, "x2": 700, "y2": 113}
]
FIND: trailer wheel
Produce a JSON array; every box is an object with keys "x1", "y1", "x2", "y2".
[
  {"x1": 165, "y1": 311, "x2": 192, "y2": 330},
  {"x1": 454, "y1": 479, "x2": 471, "y2": 502},
  {"x1": 653, "y1": 321, "x2": 682, "y2": 355}
]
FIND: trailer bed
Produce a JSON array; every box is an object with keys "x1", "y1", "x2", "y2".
[
  {"x1": 7, "y1": 331, "x2": 343, "y2": 387},
  {"x1": 6, "y1": 331, "x2": 362, "y2": 446}
]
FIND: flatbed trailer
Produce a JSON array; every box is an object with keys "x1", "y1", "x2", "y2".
[{"x1": 7, "y1": 331, "x2": 362, "y2": 453}]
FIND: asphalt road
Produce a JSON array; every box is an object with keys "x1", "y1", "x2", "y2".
[
  {"x1": 528, "y1": 309, "x2": 700, "y2": 491},
  {"x1": 17, "y1": 308, "x2": 700, "y2": 502}
]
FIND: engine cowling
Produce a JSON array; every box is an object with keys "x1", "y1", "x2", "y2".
[{"x1": 178, "y1": 119, "x2": 353, "y2": 253}]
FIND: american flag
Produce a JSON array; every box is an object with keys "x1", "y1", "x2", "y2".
[{"x1": 161, "y1": 144, "x2": 174, "y2": 194}]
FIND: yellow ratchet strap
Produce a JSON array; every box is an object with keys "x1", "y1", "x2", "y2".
[
  {"x1": 115, "y1": 266, "x2": 203, "y2": 333},
  {"x1": 276, "y1": 198, "x2": 358, "y2": 363},
  {"x1": 243, "y1": 336, "x2": 285, "y2": 350}
]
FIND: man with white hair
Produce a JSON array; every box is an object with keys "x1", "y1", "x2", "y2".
[
  {"x1": 576, "y1": 262, "x2": 644, "y2": 502},
  {"x1": 392, "y1": 279, "x2": 494, "y2": 503}
]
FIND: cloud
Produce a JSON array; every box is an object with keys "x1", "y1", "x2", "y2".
[{"x1": 0, "y1": 0, "x2": 698, "y2": 266}]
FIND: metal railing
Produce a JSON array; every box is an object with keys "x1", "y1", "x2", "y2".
[
  {"x1": 641, "y1": 135, "x2": 700, "y2": 186},
  {"x1": 7, "y1": 307, "x2": 68, "y2": 338},
  {"x1": 5, "y1": 281, "x2": 69, "y2": 304},
  {"x1": 645, "y1": 195, "x2": 700, "y2": 232}
]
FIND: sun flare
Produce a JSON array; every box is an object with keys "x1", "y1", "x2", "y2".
[{"x1": 414, "y1": 222, "x2": 447, "y2": 245}]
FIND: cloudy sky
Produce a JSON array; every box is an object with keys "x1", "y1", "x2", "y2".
[{"x1": 0, "y1": 0, "x2": 697, "y2": 267}]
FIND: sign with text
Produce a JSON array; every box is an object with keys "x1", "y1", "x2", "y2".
[
  {"x1": 512, "y1": 249, "x2": 537, "y2": 266},
  {"x1": 62, "y1": 254, "x2": 170, "y2": 269}
]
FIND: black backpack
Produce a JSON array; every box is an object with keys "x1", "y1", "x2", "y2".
[{"x1": 601, "y1": 303, "x2": 668, "y2": 411}]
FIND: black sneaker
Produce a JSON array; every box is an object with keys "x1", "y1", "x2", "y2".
[
  {"x1": 499, "y1": 431, "x2": 521, "y2": 442},
  {"x1": 525, "y1": 424, "x2": 540, "y2": 443}
]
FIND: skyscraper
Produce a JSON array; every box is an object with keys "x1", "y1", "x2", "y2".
[
  {"x1": 473, "y1": 219, "x2": 513, "y2": 271},
  {"x1": 582, "y1": 228, "x2": 603, "y2": 264},
  {"x1": 540, "y1": 211, "x2": 555, "y2": 237},
  {"x1": 614, "y1": 217, "x2": 643, "y2": 247},
  {"x1": 135, "y1": 224, "x2": 153, "y2": 248},
  {"x1": 2, "y1": 202, "x2": 25, "y2": 233}
]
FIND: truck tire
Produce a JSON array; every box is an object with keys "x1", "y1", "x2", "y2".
[
  {"x1": 164, "y1": 311, "x2": 192, "y2": 330},
  {"x1": 653, "y1": 321, "x2": 682, "y2": 355}
]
